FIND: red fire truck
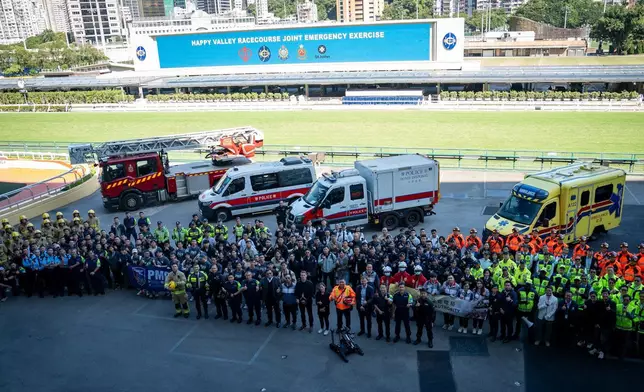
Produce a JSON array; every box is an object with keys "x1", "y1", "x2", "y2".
[{"x1": 69, "y1": 127, "x2": 264, "y2": 211}]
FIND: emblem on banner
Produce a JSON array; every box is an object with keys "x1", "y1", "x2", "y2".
[
  {"x1": 278, "y1": 45, "x2": 289, "y2": 61},
  {"x1": 238, "y1": 46, "x2": 251, "y2": 62},
  {"x1": 135, "y1": 46, "x2": 146, "y2": 61},
  {"x1": 443, "y1": 32, "x2": 457, "y2": 50},
  {"x1": 297, "y1": 44, "x2": 307, "y2": 60},
  {"x1": 258, "y1": 45, "x2": 271, "y2": 62},
  {"x1": 131, "y1": 266, "x2": 147, "y2": 287}
]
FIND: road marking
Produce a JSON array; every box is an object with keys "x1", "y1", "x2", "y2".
[
  {"x1": 171, "y1": 352, "x2": 249, "y2": 365},
  {"x1": 132, "y1": 302, "x2": 149, "y2": 315},
  {"x1": 625, "y1": 184, "x2": 642, "y2": 205},
  {"x1": 248, "y1": 328, "x2": 277, "y2": 365},
  {"x1": 141, "y1": 204, "x2": 171, "y2": 217},
  {"x1": 169, "y1": 323, "x2": 198, "y2": 353}
]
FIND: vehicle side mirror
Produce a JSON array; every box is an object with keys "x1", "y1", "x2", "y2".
[{"x1": 322, "y1": 200, "x2": 331, "y2": 209}]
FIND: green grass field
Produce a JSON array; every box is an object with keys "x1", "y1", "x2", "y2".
[{"x1": 0, "y1": 112, "x2": 642, "y2": 153}]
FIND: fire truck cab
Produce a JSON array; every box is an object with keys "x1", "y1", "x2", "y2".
[{"x1": 70, "y1": 127, "x2": 263, "y2": 211}]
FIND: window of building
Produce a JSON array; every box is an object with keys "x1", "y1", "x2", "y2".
[{"x1": 595, "y1": 184, "x2": 613, "y2": 203}]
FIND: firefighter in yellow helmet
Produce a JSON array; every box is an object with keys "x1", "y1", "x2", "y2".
[
  {"x1": 17, "y1": 215, "x2": 29, "y2": 236},
  {"x1": 165, "y1": 263, "x2": 189, "y2": 318},
  {"x1": 33, "y1": 230, "x2": 48, "y2": 247},
  {"x1": 25, "y1": 223, "x2": 36, "y2": 240},
  {"x1": 41, "y1": 219, "x2": 54, "y2": 238},
  {"x1": 72, "y1": 210, "x2": 82, "y2": 222},
  {"x1": 87, "y1": 209, "x2": 100, "y2": 231},
  {"x1": 55, "y1": 211, "x2": 68, "y2": 225}
]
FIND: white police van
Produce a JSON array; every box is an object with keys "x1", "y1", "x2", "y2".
[{"x1": 198, "y1": 157, "x2": 315, "y2": 222}]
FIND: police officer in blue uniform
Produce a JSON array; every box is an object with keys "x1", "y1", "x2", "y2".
[
  {"x1": 392, "y1": 282, "x2": 413, "y2": 344},
  {"x1": 86, "y1": 250, "x2": 105, "y2": 295},
  {"x1": 224, "y1": 273, "x2": 243, "y2": 323}
]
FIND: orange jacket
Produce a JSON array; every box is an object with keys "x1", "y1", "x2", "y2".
[
  {"x1": 573, "y1": 243, "x2": 590, "y2": 260},
  {"x1": 506, "y1": 234, "x2": 523, "y2": 252},
  {"x1": 546, "y1": 239, "x2": 559, "y2": 254},
  {"x1": 447, "y1": 233, "x2": 465, "y2": 249},
  {"x1": 329, "y1": 285, "x2": 356, "y2": 310},
  {"x1": 465, "y1": 236, "x2": 482, "y2": 252},
  {"x1": 616, "y1": 250, "x2": 634, "y2": 267},
  {"x1": 487, "y1": 237, "x2": 504, "y2": 254},
  {"x1": 622, "y1": 265, "x2": 642, "y2": 283},
  {"x1": 638, "y1": 252, "x2": 644, "y2": 269},
  {"x1": 530, "y1": 236, "x2": 544, "y2": 250}
]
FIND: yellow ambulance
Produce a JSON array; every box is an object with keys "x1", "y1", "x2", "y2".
[{"x1": 485, "y1": 163, "x2": 626, "y2": 243}]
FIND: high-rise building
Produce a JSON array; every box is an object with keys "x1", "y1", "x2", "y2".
[
  {"x1": 297, "y1": 0, "x2": 317, "y2": 22},
  {"x1": 336, "y1": 0, "x2": 383, "y2": 22},
  {"x1": 140, "y1": 0, "x2": 166, "y2": 16},
  {"x1": 0, "y1": 0, "x2": 47, "y2": 43},
  {"x1": 43, "y1": 0, "x2": 71, "y2": 32},
  {"x1": 68, "y1": 0, "x2": 124, "y2": 45},
  {"x1": 255, "y1": 0, "x2": 268, "y2": 19},
  {"x1": 123, "y1": 0, "x2": 142, "y2": 18}
]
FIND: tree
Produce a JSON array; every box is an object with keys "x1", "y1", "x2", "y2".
[
  {"x1": 382, "y1": 0, "x2": 433, "y2": 20},
  {"x1": 465, "y1": 9, "x2": 508, "y2": 31},
  {"x1": 315, "y1": 0, "x2": 337, "y2": 20},
  {"x1": 247, "y1": 3, "x2": 256, "y2": 17},
  {"x1": 268, "y1": 0, "x2": 297, "y2": 18},
  {"x1": 591, "y1": 4, "x2": 644, "y2": 54},
  {"x1": 515, "y1": 0, "x2": 602, "y2": 29}
]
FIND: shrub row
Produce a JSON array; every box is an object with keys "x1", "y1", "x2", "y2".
[
  {"x1": 146, "y1": 92, "x2": 290, "y2": 102},
  {"x1": 0, "y1": 90, "x2": 134, "y2": 104},
  {"x1": 439, "y1": 90, "x2": 640, "y2": 101}
]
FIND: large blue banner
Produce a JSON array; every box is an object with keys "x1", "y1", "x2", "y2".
[
  {"x1": 155, "y1": 22, "x2": 431, "y2": 68},
  {"x1": 128, "y1": 265, "x2": 170, "y2": 292}
]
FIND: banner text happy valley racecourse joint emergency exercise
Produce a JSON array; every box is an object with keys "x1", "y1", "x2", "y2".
[{"x1": 190, "y1": 31, "x2": 386, "y2": 47}]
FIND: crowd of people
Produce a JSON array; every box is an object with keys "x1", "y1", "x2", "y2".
[{"x1": 2, "y1": 208, "x2": 644, "y2": 359}]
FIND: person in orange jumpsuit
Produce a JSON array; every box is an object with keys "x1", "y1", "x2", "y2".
[
  {"x1": 616, "y1": 242, "x2": 634, "y2": 269},
  {"x1": 506, "y1": 228, "x2": 523, "y2": 254},
  {"x1": 447, "y1": 227, "x2": 465, "y2": 250},
  {"x1": 486, "y1": 230, "x2": 504, "y2": 255},
  {"x1": 465, "y1": 228, "x2": 483, "y2": 254},
  {"x1": 573, "y1": 236, "x2": 590, "y2": 260}
]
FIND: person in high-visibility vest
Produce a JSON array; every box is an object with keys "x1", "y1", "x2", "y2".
[
  {"x1": 614, "y1": 295, "x2": 636, "y2": 359},
  {"x1": 635, "y1": 291, "x2": 644, "y2": 359},
  {"x1": 515, "y1": 278, "x2": 536, "y2": 340},
  {"x1": 329, "y1": 279, "x2": 356, "y2": 331}
]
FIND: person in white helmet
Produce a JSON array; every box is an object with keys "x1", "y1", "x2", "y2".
[
  {"x1": 392, "y1": 261, "x2": 411, "y2": 287},
  {"x1": 380, "y1": 266, "x2": 394, "y2": 293}
]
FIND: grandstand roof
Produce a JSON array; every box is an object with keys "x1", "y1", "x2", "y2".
[
  {"x1": 1, "y1": 65, "x2": 643, "y2": 91},
  {"x1": 142, "y1": 65, "x2": 644, "y2": 87}
]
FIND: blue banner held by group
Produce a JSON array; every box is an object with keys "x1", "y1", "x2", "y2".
[{"x1": 128, "y1": 265, "x2": 170, "y2": 292}]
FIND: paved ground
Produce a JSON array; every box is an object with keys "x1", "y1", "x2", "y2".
[{"x1": 7, "y1": 169, "x2": 643, "y2": 392}]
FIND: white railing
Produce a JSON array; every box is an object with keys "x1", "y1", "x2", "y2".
[
  {"x1": 0, "y1": 165, "x2": 91, "y2": 214},
  {"x1": 0, "y1": 151, "x2": 70, "y2": 161}
]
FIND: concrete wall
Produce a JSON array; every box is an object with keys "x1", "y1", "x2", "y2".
[{"x1": 0, "y1": 174, "x2": 99, "y2": 226}]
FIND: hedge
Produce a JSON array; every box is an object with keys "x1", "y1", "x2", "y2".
[
  {"x1": 439, "y1": 90, "x2": 639, "y2": 102},
  {"x1": 146, "y1": 92, "x2": 290, "y2": 102},
  {"x1": 0, "y1": 90, "x2": 133, "y2": 105}
]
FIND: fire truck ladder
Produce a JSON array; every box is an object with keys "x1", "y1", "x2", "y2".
[{"x1": 68, "y1": 126, "x2": 264, "y2": 164}]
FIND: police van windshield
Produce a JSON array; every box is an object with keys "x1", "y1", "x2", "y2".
[
  {"x1": 497, "y1": 195, "x2": 542, "y2": 225},
  {"x1": 213, "y1": 174, "x2": 231, "y2": 194},
  {"x1": 303, "y1": 182, "x2": 329, "y2": 205}
]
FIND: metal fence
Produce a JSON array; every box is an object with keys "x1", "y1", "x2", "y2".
[
  {"x1": 0, "y1": 165, "x2": 90, "y2": 213},
  {"x1": 0, "y1": 150, "x2": 70, "y2": 161},
  {"x1": 0, "y1": 141, "x2": 642, "y2": 174}
]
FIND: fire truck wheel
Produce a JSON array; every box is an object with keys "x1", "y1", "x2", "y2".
[
  {"x1": 214, "y1": 208, "x2": 231, "y2": 222},
  {"x1": 382, "y1": 214, "x2": 399, "y2": 231},
  {"x1": 121, "y1": 192, "x2": 142, "y2": 211},
  {"x1": 404, "y1": 209, "x2": 422, "y2": 227}
]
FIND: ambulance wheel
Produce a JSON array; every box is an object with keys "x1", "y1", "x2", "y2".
[
  {"x1": 404, "y1": 209, "x2": 422, "y2": 227},
  {"x1": 214, "y1": 208, "x2": 231, "y2": 222},
  {"x1": 382, "y1": 214, "x2": 399, "y2": 231},
  {"x1": 121, "y1": 192, "x2": 142, "y2": 211}
]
